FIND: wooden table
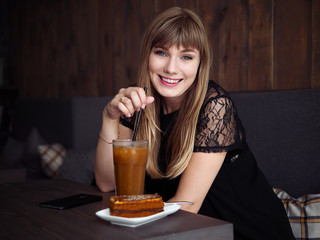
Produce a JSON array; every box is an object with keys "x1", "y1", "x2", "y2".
[{"x1": 0, "y1": 179, "x2": 233, "y2": 240}]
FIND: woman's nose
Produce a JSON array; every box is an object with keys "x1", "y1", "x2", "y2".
[{"x1": 164, "y1": 57, "x2": 178, "y2": 74}]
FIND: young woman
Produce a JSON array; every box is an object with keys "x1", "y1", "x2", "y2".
[{"x1": 95, "y1": 7, "x2": 295, "y2": 240}]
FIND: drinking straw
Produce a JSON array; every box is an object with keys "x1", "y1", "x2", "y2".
[{"x1": 132, "y1": 87, "x2": 147, "y2": 141}]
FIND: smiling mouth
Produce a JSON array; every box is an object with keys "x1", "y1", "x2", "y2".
[{"x1": 160, "y1": 76, "x2": 181, "y2": 84}]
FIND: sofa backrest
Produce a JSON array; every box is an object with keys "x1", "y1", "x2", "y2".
[
  {"x1": 11, "y1": 89, "x2": 320, "y2": 197},
  {"x1": 12, "y1": 96, "x2": 112, "y2": 150},
  {"x1": 230, "y1": 89, "x2": 320, "y2": 197}
]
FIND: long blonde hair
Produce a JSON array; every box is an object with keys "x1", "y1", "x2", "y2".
[{"x1": 136, "y1": 7, "x2": 212, "y2": 179}]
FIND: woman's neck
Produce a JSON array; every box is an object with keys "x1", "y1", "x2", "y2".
[{"x1": 162, "y1": 96, "x2": 181, "y2": 114}]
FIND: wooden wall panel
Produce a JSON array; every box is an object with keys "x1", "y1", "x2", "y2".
[
  {"x1": 312, "y1": 0, "x2": 320, "y2": 88},
  {"x1": 215, "y1": 1, "x2": 249, "y2": 92},
  {"x1": 112, "y1": 0, "x2": 128, "y2": 92},
  {"x1": 248, "y1": 0, "x2": 274, "y2": 90},
  {"x1": 7, "y1": 0, "x2": 320, "y2": 98},
  {"x1": 96, "y1": 0, "x2": 112, "y2": 95},
  {"x1": 274, "y1": 0, "x2": 312, "y2": 89},
  {"x1": 199, "y1": 0, "x2": 222, "y2": 88}
]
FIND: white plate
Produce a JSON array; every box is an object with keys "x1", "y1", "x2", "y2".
[{"x1": 95, "y1": 203, "x2": 180, "y2": 227}]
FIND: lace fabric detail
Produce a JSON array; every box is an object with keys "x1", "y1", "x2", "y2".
[
  {"x1": 194, "y1": 81, "x2": 245, "y2": 153},
  {"x1": 120, "y1": 114, "x2": 135, "y2": 130}
]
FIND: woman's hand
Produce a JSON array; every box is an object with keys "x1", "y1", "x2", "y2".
[{"x1": 104, "y1": 87, "x2": 155, "y2": 120}]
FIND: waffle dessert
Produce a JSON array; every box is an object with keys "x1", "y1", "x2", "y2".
[{"x1": 109, "y1": 194, "x2": 164, "y2": 218}]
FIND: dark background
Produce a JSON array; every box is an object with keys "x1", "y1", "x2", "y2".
[
  {"x1": 1, "y1": 0, "x2": 319, "y2": 99},
  {"x1": 0, "y1": 0, "x2": 319, "y2": 183},
  {"x1": 0, "y1": 0, "x2": 319, "y2": 144}
]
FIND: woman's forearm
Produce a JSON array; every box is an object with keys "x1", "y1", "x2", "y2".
[{"x1": 95, "y1": 116, "x2": 119, "y2": 192}]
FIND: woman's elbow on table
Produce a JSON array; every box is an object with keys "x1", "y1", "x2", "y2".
[
  {"x1": 179, "y1": 203, "x2": 201, "y2": 214},
  {"x1": 95, "y1": 177, "x2": 115, "y2": 193},
  {"x1": 97, "y1": 183, "x2": 115, "y2": 193}
]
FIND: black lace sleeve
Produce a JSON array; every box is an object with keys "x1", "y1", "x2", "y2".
[
  {"x1": 194, "y1": 81, "x2": 245, "y2": 153},
  {"x1": 120, "y1": 115, "x2": 135, "y2": 130}
]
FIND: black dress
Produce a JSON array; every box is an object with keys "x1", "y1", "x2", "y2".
[{"x1": 121, "y1": 80, "x2": 295, "y2": 240}]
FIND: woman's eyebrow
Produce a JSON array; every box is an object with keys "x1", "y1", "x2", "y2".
[
  {"x1": 154, "y1": 46, "x2": 198, "y2": 54},
  {"x1": 154, "y1": 46, "x2": 167, "y2": 50},
  {"x1": 181, "y1": 49, "x2": 198, "y2": 54}
]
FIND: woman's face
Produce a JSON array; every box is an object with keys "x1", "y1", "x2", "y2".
[{"x1": 148, "y1": 45, "x2": 200, "y2": 105}]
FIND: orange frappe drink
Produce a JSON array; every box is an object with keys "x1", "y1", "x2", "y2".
[{"x1": 112, "y1": 139, "x2": 148, "y2": 195}]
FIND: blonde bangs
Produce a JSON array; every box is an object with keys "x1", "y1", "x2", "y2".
[{"x1": 152, "y1": 11, "x2": 207, "y2": 57}]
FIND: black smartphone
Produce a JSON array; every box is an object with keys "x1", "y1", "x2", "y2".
[{"x1": 39, "y1": 194, "x2": 103, "y2": 210}]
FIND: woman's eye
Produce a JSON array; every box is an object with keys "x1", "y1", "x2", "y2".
[
  {"x1": 182, "y1": 55, "x2": 192, "y2": 60},
  {"x1": 155, "y1": 51, "x2": 166, "y2": 56}
]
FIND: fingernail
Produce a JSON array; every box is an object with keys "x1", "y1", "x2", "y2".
[
  {"x1": 141, "y1": 104, "x2": 146, "y2": 109},
  {"x1": 127, "y1": 113, "x2": 132, "y2": 118}
]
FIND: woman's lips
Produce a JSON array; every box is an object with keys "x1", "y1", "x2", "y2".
[{"x1": 159, "y1": 75, "x2": 181, "y2": 86}]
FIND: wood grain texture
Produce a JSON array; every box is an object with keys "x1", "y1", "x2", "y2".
[
  {"x1": 312, "y1": 0, "x2": 320, "y2": 88},
  {"x1": 8, "y1": 0, "x2": 320, "y2": 98},
  {"x1": 248, "y1": 0, "x2": 274, "y2": 90},
  {"x1": 274, "y1": 0, "x2": 312, "y2": 90},
  {"x1": 0, "y1": 179, "x2": 233, "y2": 240}
]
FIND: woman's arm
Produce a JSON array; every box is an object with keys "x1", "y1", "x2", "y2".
[
  {"x1": 168, "y1": 151, "x2": 226, "y2": 213},
  {"x1": 95, "y1": 87, "x2": 154, "y2": 192}
]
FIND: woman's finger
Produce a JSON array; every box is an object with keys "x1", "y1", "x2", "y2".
[
  {"x1": 119, "y1": 96, "x2": 135, "y2": 116},
  {"x1": 117, "y1": 101, "x2": 132, "y2": 118},
  {"x1": 129, "y1": 90, "x2": 143, "y2": 110}
]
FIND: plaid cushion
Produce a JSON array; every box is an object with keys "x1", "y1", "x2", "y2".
[
  {"x1": 274, "y1": 188, "x2": 320, "y2": 240},
  {"x1": 38, "y1": 144, "x2": 66, "y2": 177}
]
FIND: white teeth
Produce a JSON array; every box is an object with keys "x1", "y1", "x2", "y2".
[{"x1": 162, "y1": 77, "x2": 180, "y2": 83}]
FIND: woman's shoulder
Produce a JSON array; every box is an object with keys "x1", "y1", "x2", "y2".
[
  {"x1": 204, "y1": 80, "x2": 232, "y2": 105},
  {"x1": 207, "y1": 80, "x2": 230, "y2": 97}
]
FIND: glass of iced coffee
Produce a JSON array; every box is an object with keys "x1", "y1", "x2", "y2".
[{"x1": 112, "y1": 139, "x2": 148, "y2": 195}]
